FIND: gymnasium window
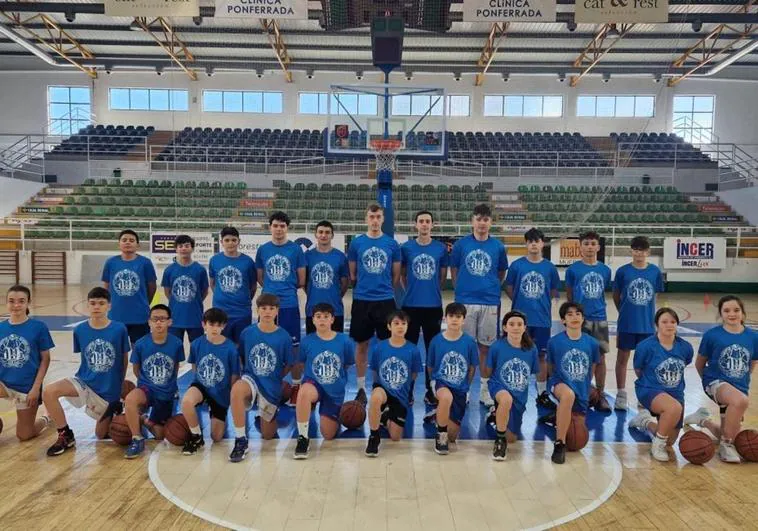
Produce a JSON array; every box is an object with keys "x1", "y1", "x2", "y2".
[
  {"x1": 672, "y1": 95, "x2": 715, "y2": 143},
  {"x1": 202, "y1": 90, "x2": 283, "y2": 113},
  {"x1": 109, "y1": 88, "x2": 189, "y2": 111},
  {"x1": 390, "y1": 95, "x2": 468, "y2": 117},
  {"x1": 47, "y1": 86, "x2": 91, "y2": 136},
  {"x1": 576, "y1": 95, "x2": 655, "y2": 118},
  {"x1": 447, "y1": 95, "x2": 470, "y2": 117},
  {"x1": 483, "y1": 95, "x2": 563, "y2": 117},
  {"x1": 298, "y1": 92, "x2": 378, "y2": 115}
]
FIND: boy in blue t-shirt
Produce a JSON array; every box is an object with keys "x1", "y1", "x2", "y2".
[
  {"x1": 294, "y1": 303, "x2": 356, "y2": 459},
  {"x1": 43, "y1": 287, "x2": 131, "y2": 457},
  {"x1": 123, "y1": 304, "x2": 185, "y2": 459},
  {"x1": 505, "y1": 228, "x2": 559, "y2": 412},
  {"x1": 365, "y1": 310, "x2": 423, "y2": 457},
  {"x1": 613, "y1": 236, "x2": 664, "y2": 411},
  {"x1": 101, "y1": 229, "x2": 157, "y2": 346},
  {"x1": 181, "y1": 307, "x2": 241, "y2": 455},
  {"x1": 545, "y1": 302, "x2": 600, "y2": 464},
  {"x1": 228, "y1": 294, "x2": 293, "y2": 463},
  {"x1": 426, "y1": 303, "x2": 479, "y2": 455},
  {"x1": 208, "y1": 226, "x2": 257, "y2": 344},
  {"x1": 305, "y1": 220, "x2": 349, "y2": 334},
  {"x1": 161, "y1": 234, "x2": 209, "y2": 343}
]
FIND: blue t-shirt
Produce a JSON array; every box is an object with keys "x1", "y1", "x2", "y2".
[
  {"x1": 369, "y1": 339, "x2": 423, "y2": 411},
  {"x1": 401, "y1": 239, "x2": 449, "y2": 308},
  {"x1": 101, "y1": 255, "x2": 157, "y2": 325},
  {"x1": 0, "y1": 319, "x2": 55, "y2": 394},
  {"x1": 298, "y1": 332, "x2": 356, "y2": 403},
  {"x1": 74, "y1": 321, "x2": 131, "y2": 403},
  {"x1": 239, "y1": 324, "x2": 293, "y2": 405},
  {"x1": 547, "y1": 331, "x2": 600, "y2": 411},
  {"x1": 486, "y1": 339, "x2": 539, "y2": 411},
  {"x1": 505, "y1": 257, "x2": 560, "y2": 328},
  {"x1": 633, "y1": 335, "x2": 693, "y2": 402},
  {"x1": 614, "y1": 263, "x2": 665, "y2": 334},
  {"x1": 450, "y1": 234, "x2": 508, "y2": 306},
  {"x1": 427, "y1": 333, "x2": 479, "y2": 392},
  {"x1": 188, "y1": 336, "x2": 240, "y2": 409},
  {"x1": 161, "y1": 261, "x2": 209, "y2": 329},
  {"x1": 305, "y1": 248, "x2": 349, "y2": 317},
  {"x1": 208, "y1": 253, "x2": 257, "y2": 319},
  {"x1": 255, "y1": 241, "x2": 306, "y2": 309},
  {"x1": 698, "y1": 326, "x2": 758, "y2": 395},
  {"x1": 565, "y1": 261, "x2": 612, "y2": 321},
  {"x1": 347, "y1": 234, "x2": 401, "y2": 301},
  {"x1": 130, "y1": 334, "x2": 185, "y2": 401}
]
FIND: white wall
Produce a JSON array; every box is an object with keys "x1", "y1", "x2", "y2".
[
  {"x1": 718, "y1": 187, "x2": 758, "y2": 226},
  {"x1": 0, "y1": 176, "x2": 46, "y2": 217}
]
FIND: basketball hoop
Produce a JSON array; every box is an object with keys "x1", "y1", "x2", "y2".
[{"x1": 369, "y1": 138, "x2": 402, "y2": 172}]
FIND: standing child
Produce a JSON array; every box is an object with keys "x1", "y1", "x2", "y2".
[
  {"x1": 43, "y1": 287, "x2": 130, "y2": 456},
  {"x1": 426, "y1": 303, "x2": 479, "y2": 455},
  {"x1": 161, "y1": 234, "x2": 209, "y2": 343},
  {"x1": 305, "y1": 220, "x2": 349, "y2": 334},
  {"x1": 0, "y1": 285, "x2": 54, "y2": 441},
  {"x1": 365, "y1": 310, "x2": 422, "y2": 457},
  {"x1": 484, "y1": 311, "x2": 539, "y2": 461},
  {"x1": 123, "y1": 304, "x2": 185, "y2": 459},
  {"x1": 181, "y1": 308, "x2": 240, "y2": 455}
]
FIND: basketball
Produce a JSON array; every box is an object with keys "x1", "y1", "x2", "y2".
[
  {"x1": 164, "y1": 414, "x2": 191, "y2": 446},
  {"x1": 734, "y1": 429, "x2": 758, "y2": 462},
  {"x1": 281, "y1": 381, "x2": 293, "y2": 403},
  {"x1": 121, "y1": 380, "x2": 136, "y2": 400},
  {"x1": 678, "y1": 430, "x2": 715, "y2": 464},
  {"x1": 566, "y1": 413, "x2": 589, "y2": 451},
  {"x1": 109, "y1": 415, "x2": 132, "y2": 446},
  {"x1": 589, "y1": 387, "x2": 601, "y2": 408},
  {"x1": 339, "y1": 400, "x2": 366, "y2": 430}
]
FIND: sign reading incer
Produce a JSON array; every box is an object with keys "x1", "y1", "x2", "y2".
[{"x1": 663, "y1": 237, "x2": 726, "y2": 269}]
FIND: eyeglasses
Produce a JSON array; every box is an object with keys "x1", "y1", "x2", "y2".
[{"x1": 150, "y1": 317, "x2": 169, "y2": 323}]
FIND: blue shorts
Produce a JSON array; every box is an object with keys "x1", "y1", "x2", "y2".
[
  {"x1": 490, "y1": 387, "x2": 526, "y2": 436},
  {"x1": 549, "y1": 379, "x2": 588, "y2": 414},
  {"x1": 617, "y1": 332, "x2": 652, "y2": 351},
  {"x1": 527, "y1": 326, "x2": 551, "y2": 354},
  {"x1": 169, "y1": 327, "x2": 204, "y2": 343},
  {"x1": 139, "y1": 386, "x2": 175, "y2": 425},
  {"x1": 636, "y1": 387, "x2": 684, "y2": 429},
  {"x1": 276, "y1": 306, "x2": 301, "y2": 347},
  {"x1": 435, "y1": 382, "x2": 467, "y2": 425},
  {"x1": 304, "y1": 378, "x2": 341, "y2": 421},
  {"x1": 222, "y1": 314, "x2": 253, "y2": 344}
]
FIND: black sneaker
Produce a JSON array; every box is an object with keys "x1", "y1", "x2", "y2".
[
  {"x1": 365, "y1": 434, "x2": 381, "y2": 457},
  {"x1": 229, "y1": 437, "x2": 249, "y2": 463},
  {"x1": 538, "y1": 412, "x2": 557, "y2": 427},
  {"x1": 294, "y1": 435, "x2": 310, "y2": 459},
  {"x1": 182, "y1": 433, "x2": 204, "y2": 456},
  {"x1": 355, "y1": 388, "x2": 368, "y2": 406},
  {"x1": 493, "y1": 437, "x2": 508, "y2": 461},
  {"x1": 47, "y1": 430, "x2": 75, "y2": 457},
  {"x1": 486, "y1": 405, "x2": 496, "y2": 426},
  {"x1": 552, "y1": 440, "x2": 566, "y2": 464},
  {"x1": 536, "y1": 391, "x2": 556, "y2": 410},
  {"x1": 424, "y1": 389, "x2": 438, "y2": 406},
  {"x1": 434, "y1": 433, "x2": 449, "y2": 455}
]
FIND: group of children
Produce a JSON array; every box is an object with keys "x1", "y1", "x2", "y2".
[{"x1": 0, "y1": 202, "x2": 756, "y2": 465}]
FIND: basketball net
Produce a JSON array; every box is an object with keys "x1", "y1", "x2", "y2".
[{"x1": 370, "y1": 138, "x2": 402, "y2": 172}]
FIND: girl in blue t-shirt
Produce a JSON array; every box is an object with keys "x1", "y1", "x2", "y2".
[
  {"x1": 685, "y1": 295, "x2": 758, "y2": 463},
  {"x1": 0, "y1": 285, "x2": 55, "y2": 441},
  {"x1": 628, "y1": 308, "x2": 694, "y2": 462}
]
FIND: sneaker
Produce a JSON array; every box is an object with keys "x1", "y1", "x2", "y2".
[
  {"x1": 355, "y1": 387, "x2": 368, "y2": 406},
  {"x1": 294, "y1": 435, "x2": 310, "y2": 459},
  {"x1": 552, "y1": 440, "x2": 566, "y2": 464},
  {"x1": 629, "y1": 410, "x2": 654, "y2": 432},
  {"x1": 423, "y1": 408, "x2": 437, "y2": 424},
  {"x1": 479, "y1": 385, "x2": 494, "y2": 407},
  {"x1": 434, "y1": 432, "x2": 449, "y2": 455},
  {"x1": 492, "y1": 437, "x2": 508, "y2": 461},
  {"x1": 124, "y1": 438, "x2": 145, "y2": 459},
  {"x1": 536, "y1": 391, "x2": 556, "y2": 410},
  {"x1": 719, "y1": 441, "x2": 741, "y2": 463},
  {"x1": 594, "y1": 392, "x2": 612, "y2": 413},
  {"x1": 365, "y1": 434, "x2": 380, "y2": 457},
  {"x1": 46, "y1": 430, "x2": 75, "y2": 457},
  {"x1": 683, "y1": 407, "x2": 711, "y2": 427},
  {"x1": 424, "y1": 389, "x2": 438, "y2": 406},
  {"x1": 229, "y1": 437, "x2": 249, "y2": 463},
  {"x1": 614, "y1": 390, "x2": 628, "y2": 411},
  {"x1": 650, "y1": 436, "x2": 669, "y2": 462},
  {"x1": 486, "y1": 405, "x2": 496, "y2": 426},
  {"x1": 182, "y1": 433, "x2": 204, "y2": 456},
  {"x1": 288, "y1": 384, "x2": 300, "y2": 407},
  {"x1": 538, "y1": 412, "x2": 557, "y2": 427}
]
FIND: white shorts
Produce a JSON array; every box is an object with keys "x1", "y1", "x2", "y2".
[
  {"x1": 463, "y1": 304, "x2": 499, "y2": 346},
  {"x1": 64, "y1": 377, "x2": 109, "y2": 420},
  {"x1": 241, "y1": 375, "x2": 278, "y2": 423},
  {"x1": 0, "y1": 380, "x2": 37, "y2": 410},
  {"x1": 705, "y1": 379, "x2": 729, "y2": 405}
]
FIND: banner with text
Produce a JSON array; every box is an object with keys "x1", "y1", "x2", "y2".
[
  {"x1": 215, "y1": 0, "x2": 308, "y2": 19},
  {"x1": 151, "y1": 232, "x2": 215, "y2": 265},
  {"x1": 575, "y1": 0, "x2": 668, "y2": 23},
  {"x1": 663, "y1": 237, "x2": 726, "y2": 269},
  {"x1": 105, "y1": 0, "x2": 199, "y2": 16},
  {"x1": 463, "y1": 0, "x2": 556, "y2": 22}
]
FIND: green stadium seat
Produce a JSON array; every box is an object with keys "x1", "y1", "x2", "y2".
[{"x1": 104, "y1": 178, "x2": 116, "y2": 186}]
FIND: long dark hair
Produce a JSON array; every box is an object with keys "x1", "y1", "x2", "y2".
[
  {"x1": 7, "y1": 284, "x2": 31, "y2": 315},
  {"x1": 501, "y1": 311, "x2": 534, "y2": 350},
  {"x1": 718, "y1": 295, "x2": 746, "y2": 325}
]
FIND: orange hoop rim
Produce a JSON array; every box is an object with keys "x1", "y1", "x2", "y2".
[{"x1": 369, "y1": 138, "x2": 402, "y2": 152}]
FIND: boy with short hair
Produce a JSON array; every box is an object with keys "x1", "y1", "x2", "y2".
[
  {"x1": 208, "y1": 226, "x2": 257, "y2": 344},
  {"x1": 294, "y1": 303, "x2": 356, "y2": 459},
  {"x1": 161, "y1": 234, "x2": 209, "y2": 343},
  {"x1": 229, "y1": 294, "x2": 293, "y2": 463},
  {"x1": 613, "y1": 236, "x2": 664, "y2": 410},
  {"x1": 43, "y1": 287, "x2": 131, "y2": 456},
  {"x1": 305, "y1": 220, "x2": 349, "y2": 334},
  {"x1": 101, "y1": 229, "x2": 157, "y2": 346},
  {"x1": 181, "y1": 308, "x2": 240, "y2": 455},
  {"x1": 365, "y1": 310, "x2": 422, "y2": 457},
  {"x1": 426, "y1": 303, "x2": 479, "y2": 455},
  {"x1": 123, "y1": 304, "x2": 185, "y2": 459}
]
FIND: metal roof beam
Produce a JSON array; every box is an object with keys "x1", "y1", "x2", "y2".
[
  {"x1": 475, "y1": 22, "x2": 508, "y2": 86},
  {"x1": 131, "y1": 16, "x2": 196, "y2": 80},
  {"x1": 260, "y1": 18, "x2": 292, "y2": 82},
  {"x1": 570, "y1": 23, "x2": 635, "y2": 87}
]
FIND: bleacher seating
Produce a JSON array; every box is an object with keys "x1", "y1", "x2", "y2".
[
  {"x1": 611, "y1": 132, "x2": 715, "y2": 166},
  {"x1": 50, "y1": 125, "x2": 154, "y2": 156}
]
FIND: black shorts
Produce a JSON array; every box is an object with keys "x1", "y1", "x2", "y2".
[
  {"x1": 305, "y1": 315, "x2": 345, "y2": 335},
  {"x1": 402, "y1": 306, "x2": 443, "y2": 351},
  {"x1": 190, "y1": 382, "x2": 228, "y2": 421},
  {"x1": 350, "y1": 299, "x2": 396, "y2": 343},
  {"x1": 125, "y1": 323, "x2": 150, "y2": 347},
  {"x1": 373, "y1": 383, "x2": 408, "y2": 428}
]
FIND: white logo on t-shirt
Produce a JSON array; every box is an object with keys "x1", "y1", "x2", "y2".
[
  {"x1": 718, "y1": 344, "x2": 750, "y2": 379},
  {"x1": 217, "y1": 266, "x2": 243, "y2": 294},
  {"x1": 655, "y1": 357, "x2": 685, "y2": 388},
  {"x1": 439, "y1": 350, "x2": 468, "y2": 385},
  {"x1": 379, "y1": 356, "x2": 410, "y2": 390},
  {"x1": 172, "y1": 275, "x2": 197, "y2": 303},
  {"x1": 312, "y1": 350, "x2": 342, "y2": 385},
  {"x1": 143, "y1": 352, "x2": 175, "y2": 386},
  {"x1": 266, "y1": 254, "x2": 291, "y2": 282},
  {"x1": 113, "y1": 269, "x2": 140, "y2": 297},
  {"x1": 0, "y1": 334, "x2": 31, "y2": 368},
  {"x1": 412, "y1": 253, "x2": 436, "y2": 281},
  {"x1": 561, "y1": 348, "x2": 590, "y2": 382},
  {"x1": 197, "y1": 354, "x2": 225, "y2": 387},
  {"x1": 500, "y1": 358, "x2": 530, "y2": 392},
  {"x1": 85, "y1": 339, "x2": 116, "y2": 373},
  {"x1": 362, "y1": 247, "x2": 388, "y2": 275},
  {"x1": 465, "y1": 250, "x2": 492, "y2": 277},
  {"x1": 520, "y1": 271, "x2": 545, "y2": 299},
  {"x1": 627, "y1": 278, "x2": 654, "y2": 306},
  {"x1": 311, "y1": 261, "x2": 334, "y2": 289},
  {"x1": 249, "y1": 342, "x2": 277, "y2": 377},
  {"x1": 581, "y1": 272, "x2": 605, "y2": 300}
]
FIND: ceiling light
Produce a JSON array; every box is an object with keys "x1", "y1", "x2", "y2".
[{"x1": 606, "y1": 24, "x2": 621, "y2": 39}]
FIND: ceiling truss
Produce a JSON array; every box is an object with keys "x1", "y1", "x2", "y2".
[
  {"x1": 261, "y1": 18, "x2": 292, "y2": 83},
  {"x1": 132, "y1": 16, "x2": 196, "y2": 80},
  {"x1": 570, "y1": 23, "x2": 636, "y2": 87},
  {"x1": 475, "y1": 22, "x2": 509, "y2": 86}
]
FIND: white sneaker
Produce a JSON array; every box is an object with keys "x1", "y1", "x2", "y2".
[
  {"x1": 683, "y1": 407, "x2": 711, "y2": 427},
  {"x1": 614, "y1": 390, "x2": 628, "y2": 411},
  {"x1": 479, "y1": 385, "x2": 494, "y2": 407},
  {"x1": 629, "y1": 410, "x2": 653, "y2": 432},
  {"x1": 719, "y1": 441, "x2": 741, "y2": 463},
  {"x1": 650, "y1": 436, "x2": 670, "y2": 462}
]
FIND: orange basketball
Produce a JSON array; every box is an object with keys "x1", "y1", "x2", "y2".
[
  {"x1": 109, "y1": 414, "x2": 133, "y2": 446},
  {"x1": 734, "y1": 429, "x2": 758, "y2": 462},
  {"x1": 566, "y1": 413, "x2": 589, "y2": 451},
  {"x1": 678, "y1": 430, "x2": 715, "y2": 464},
  {"x1": 164, "y1": 414, "x2": 191, "y2": 446},
  {"x1": 339, "y1": 400, "x2": 366, "y2": 430},
  {"x1": 121, "y1": 380, "x2": 136, "y2": 400}
]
